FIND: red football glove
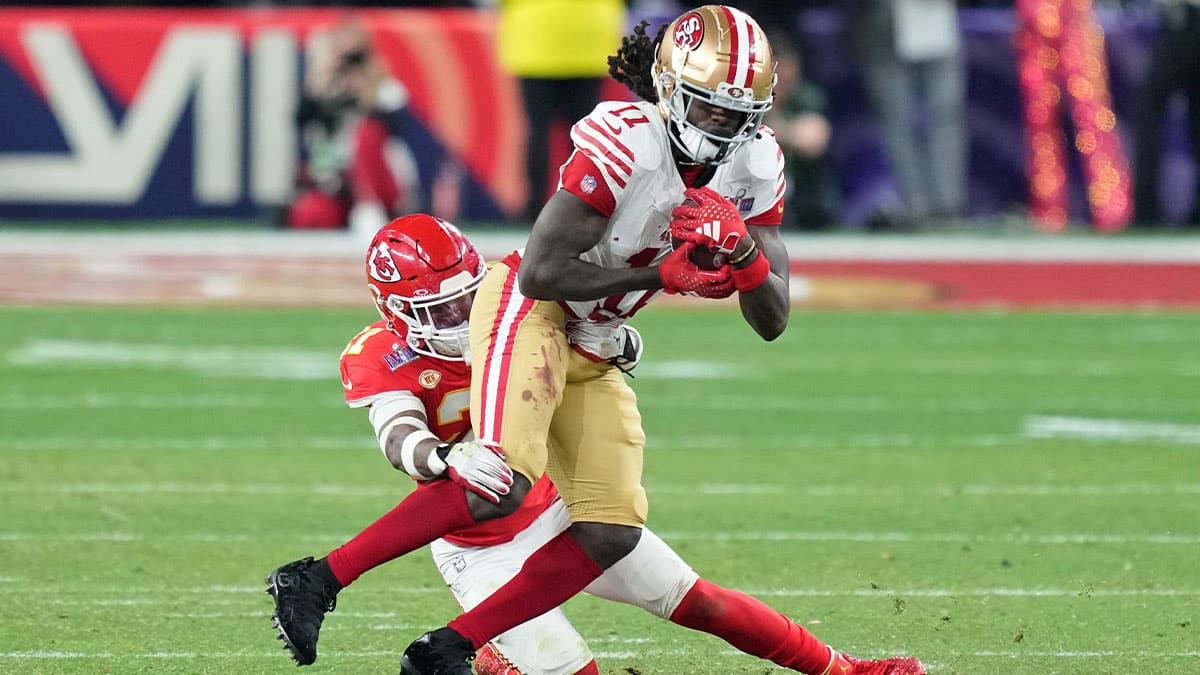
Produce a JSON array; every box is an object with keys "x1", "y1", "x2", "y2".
[
  {"x1": 658, "y1": 241, "x2": 736, "y2": 298},
  {"x1": 670, "y1": 186, "x2": 749, "y2": 255}
]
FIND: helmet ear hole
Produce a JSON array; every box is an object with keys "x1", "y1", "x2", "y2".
[{"x1": 386, "y1": 295, "x2": 408, "y2": 316}]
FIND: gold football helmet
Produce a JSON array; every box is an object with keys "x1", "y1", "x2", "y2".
[{"x1": 653, "y1": 5, "x2": 776, "y2": 165}]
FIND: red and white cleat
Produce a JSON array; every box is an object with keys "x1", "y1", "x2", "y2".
[
  {"x1": 827, "y1": 653, "x2": 927, "y2": 675},
  {"x1": 472, "y1": 642, "x2": 525, "y2": 675}
]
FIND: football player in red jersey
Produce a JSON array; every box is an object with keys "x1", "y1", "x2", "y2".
[
  {"x1": 393, "y1": 6, "x2": 925, "y2": 675},
  {"x1": 266, "y1": 214, "x2": 921, "y2": 675}
]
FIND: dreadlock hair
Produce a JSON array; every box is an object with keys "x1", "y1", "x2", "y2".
[{"x1": 607, "y1": 20, "x2": 669, "y2": 104}]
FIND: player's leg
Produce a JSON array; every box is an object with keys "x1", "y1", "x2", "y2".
[
  {"x1": 583, "y1": 528, "x2": 837, "y2": 674},
  {"x1": 431, "y1": 501, "x2": 598, "y2": 675},
  {"x1": 550, "y1": 358, "x2": 648, "y2": 566},
  {"x1": 323, "y1": 259, "x2": 565, "y2": 589},
  {"x1": 469, "y1": 260, "x2": 566, "y2": 486},
  {"x1": 402, "y1": 362, "x2": 647, "y2": 674},
  {"x1": 267, "y1": 484, "x2": 517, "y2": 664},
  {"x1": 266, "y1": 263, "x2": 549, "y2": 666},
  {"x1": 584, "y1": 528, "x2": 924, "y2": 674},
  {"x1": 447, "y1": 361, "x2": 647, "y2": 640}
]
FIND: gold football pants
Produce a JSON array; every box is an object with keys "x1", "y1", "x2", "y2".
[{"x1": 469, "y1": 261, "x2": 648, "y2": 526}]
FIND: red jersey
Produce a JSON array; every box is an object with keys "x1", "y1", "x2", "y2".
[{"x1": 339, "y1": 320, "x2": 557, "y2": 547}]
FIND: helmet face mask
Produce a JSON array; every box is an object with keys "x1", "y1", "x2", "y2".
[
  {"x1": 653, "y1": 5, "x2": 776, "y2": 166},
  {"x1": 382, "y1": 278, "x2": 476, "y2": 360},
  {"x1": 366, "y1": 215, "x2": 485, "y2": 364}
]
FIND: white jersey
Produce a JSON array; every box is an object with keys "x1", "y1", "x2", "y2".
[{"x1": 558, "y1": 100, "x2": 785, "y2": 323}]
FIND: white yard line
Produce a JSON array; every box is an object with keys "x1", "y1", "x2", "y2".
[
  {"x1": 4, "y1": 480, "x2": 1199, "y2": 498},
  {"x1": 1, "y1": 436, "x2": 370, "y2": 451},
  {"x1": 632, "y1": 360, "x2": 745, "y2": 379},
  {"x1": 659, "y1": 531, "x2": 1200, "y2": 545},
  {"x1": 746, "y1": 588, "x2": 1200, "y2": 598},
  {"x1": 0, "y1": 432, "x2": 1014, "y2": 452},
  {"x1": 644, "y1": 393, "x2": 1200, "y2": 415},
  {"x1": 12, "y1": 584, "x2": 1200, "y2": 600},
  {"x1": 0, "y1": 392, "x2": 310, "y2": 410},
  {"x1": 6, "y1": 339, "x2": 335, "y2": 380},
  {"x1": 647, "y1": 433, "x2": 1014, "y2": 450},
  {"x1": 1024, "y1": 415, "x2": 1200, "y2": 445},
  {"x1": 4, "y1": 648, "x2": 1200, "y2": 660},
  {"x1": 3, "y1": 529, "x2": 1198, "y2": 546},
  {"x1": 955, "y1": 650, "x2": 1200, "y2": 657}
]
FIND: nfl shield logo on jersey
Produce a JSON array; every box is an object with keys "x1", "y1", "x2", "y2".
[{"x1": 581, "y1": 174, "x2": 597, "y2": 195}]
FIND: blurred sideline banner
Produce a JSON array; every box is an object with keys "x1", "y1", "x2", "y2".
[
  {"x1": 0, "y1": 8, "x2": 530, "y2": 220},
  {"x1": 0, "y1": 8, "x2": 1179, "y2": 224}
]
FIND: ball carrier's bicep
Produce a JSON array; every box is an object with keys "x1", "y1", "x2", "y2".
[{"x1": 519, "y1": 190, "x2": 662, "y2": 301}]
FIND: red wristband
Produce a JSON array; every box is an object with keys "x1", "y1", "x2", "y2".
[{"x1": 730, "y1": 251, "x2": 770, "y2": 292}]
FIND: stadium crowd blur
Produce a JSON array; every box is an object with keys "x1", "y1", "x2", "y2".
[{"x1": 21, "y1": 0, "x2": 1196, "y2": 232}]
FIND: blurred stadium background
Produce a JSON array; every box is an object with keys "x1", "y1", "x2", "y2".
[{"x1": 1, "y1": 1, "x2": 1198, "y2": 674}]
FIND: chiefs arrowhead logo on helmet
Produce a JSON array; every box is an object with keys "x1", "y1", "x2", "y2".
[
  {"x1": 673, "y1": 11, "x2": 705, "y2": 51},
  {"x1": 368, "y1": 243, "x2": 403, "y2": 283}
]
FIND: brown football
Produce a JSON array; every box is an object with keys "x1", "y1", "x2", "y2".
[{"x1": 672, "y1": 237, "x2": 728, "y2": 271}]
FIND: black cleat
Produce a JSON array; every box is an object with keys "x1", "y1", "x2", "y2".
[
  {"x1": 265, "y1": 557, "x2": 340, "y2": 666},
  {"x1": 399, "y1": 627, "x2": 475, "y2": 675}
]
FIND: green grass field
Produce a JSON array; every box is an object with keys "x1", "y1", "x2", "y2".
[{"x1": 1, "y1": 306, "x2": 1198, "y2": 674}]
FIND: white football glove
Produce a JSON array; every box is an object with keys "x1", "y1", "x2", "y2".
[
  {"x1": 428, "y1": 439, "x2": 513, "y2": 504},
  {"x1": 565, "y1": 321, "x2": 643, "y2": 374},
  {"x1": 609, "y1": 325, "x2": 643, "y2": 372}
]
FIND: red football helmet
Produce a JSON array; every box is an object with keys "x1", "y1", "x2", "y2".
[{"x1": 365, "y1": 214, "x2": 486, "y2": 363}]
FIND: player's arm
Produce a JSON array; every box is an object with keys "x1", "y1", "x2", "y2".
[
  {"x1": 518, "y1": 190, "x2": 661, "y2": 301},
  {"x1": 671, "y1": 187, "x2": 789, "y2": 339},
  {"x1": 521, "y1": 190, "x2": 735, "y2": 301},
  {"x1": 367, "y1": 392, "x2": 513, "y2": 503},
  {"x1": 367, "y1": 392, "x2": 442, "y2": 475},
  {"x1": 734, "y1": 224, "x2": 789, "y2": 341}
]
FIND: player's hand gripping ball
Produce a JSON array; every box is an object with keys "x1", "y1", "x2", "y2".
[{"x1": 670, "y1": 194, "x2": 729, "y2": 270}]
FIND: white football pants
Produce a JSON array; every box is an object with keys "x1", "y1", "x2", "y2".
[{"x1": 430, "y1": 498, "x2": 699, "y2": 675}]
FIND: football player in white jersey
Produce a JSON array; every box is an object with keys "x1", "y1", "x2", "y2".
[
  {"x1": 385, "y1": 6, "x2": 925, "y2": 674},
  {"x1": 266, "y1": 215, "x2": 922, "y2": 675}
]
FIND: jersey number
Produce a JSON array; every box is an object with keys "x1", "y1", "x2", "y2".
[
  {"x1": 605, "y1": 105, "x2": 651, "y2": 131},
  {"x1": 342, "y1": 327, "x2": 385, "y2": 358},
  {"x1": 438, "y1": 388, "x2": 471, "y2": 427}
]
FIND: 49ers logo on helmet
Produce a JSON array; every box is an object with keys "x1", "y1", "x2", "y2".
[
  {"x1": 673, "y1": 12, "x2": 704, "y2": 51},
  {"x1": 368, "y1": 243, "x2": 402, "y2": 283}
]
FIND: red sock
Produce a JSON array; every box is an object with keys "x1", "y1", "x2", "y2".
[
  {"x1": 574, "y1": 661, "x2": 600, "y2": 675},
  {"x1": 669, "y1": 578, "x2": 835, "y2": 675},
  {"x1": 448, "y1": 532, "x2": 604, "y2": 649},
  {"x1": 326, "y1": 480, "x2": 474, "y2": 586}
]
